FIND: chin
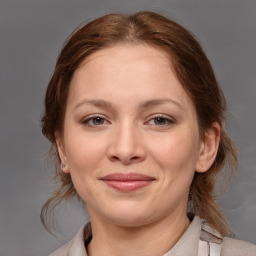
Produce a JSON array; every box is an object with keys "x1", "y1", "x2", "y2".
[
  {"x1": 110, "y1": 215, "x2": 151, "y2": 227},
  {"x1": 104, "y1": 203, "x2": 153, "y2": 227}
]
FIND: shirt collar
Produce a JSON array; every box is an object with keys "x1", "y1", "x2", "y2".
[
  {"x1": 69, "y1": 215, "x2": 202, "y2": 256},
  {"x1": 163, "y1": 215, "x2": 201, "y2": 256}
]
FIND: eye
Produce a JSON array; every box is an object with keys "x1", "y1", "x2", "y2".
[
  {"x1": 82, "y1": 115, "x2": 109, "y2": 127},
  {"x1": 147, "y1": 115, "x2": 174, "y2": 126}
]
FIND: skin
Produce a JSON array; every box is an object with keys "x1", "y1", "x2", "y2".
[{"x1": 57, "y1": 44, "x2": 220, "y2": 256}]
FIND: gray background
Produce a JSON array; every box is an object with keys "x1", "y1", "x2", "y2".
[{"x1": 0, "y1": 0, "x2": 255, "y2": 255}]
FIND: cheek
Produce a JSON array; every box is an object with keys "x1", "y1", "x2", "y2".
[
  {"x1": 150, "y1": 130, "x2": 200, "y2": 203},
  {"x1": 151, "y1": 132, "x2": 199, "y2": 168},
  {"x1": 63, "y1": 131, "x2": 108, "y2": 202},
  {"x1": 64, "y1": 129, "x2": 107, "y2": 176}
]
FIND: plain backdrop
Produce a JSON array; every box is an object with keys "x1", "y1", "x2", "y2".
[{"x1": 0, "y1": 0, "x2": 255, "y2": 255}]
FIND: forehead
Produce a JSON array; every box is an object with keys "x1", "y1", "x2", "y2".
[
  {"x1": 81, "y1": 44, "x2": 171, "y2": 68},
  {"x1": 68, "y1": 44, "x2": 194, "y2": 112},
  {"x1": 72, "y1": 45, "x2": 173, "y2": 89},
  {"x1": 75, "y1": 44, "x2": 175, "y2": 87}
]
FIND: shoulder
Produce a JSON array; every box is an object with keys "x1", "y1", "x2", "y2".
[
  {"x1": 221, "y1": 237, "x2": 256, "y2": 256},
  {"x1": 48, "y1": 224, "x2": 90, "y2": 256},
  {"x1": 49, "y1": 240, "x2": 72, "y2": 256},
  {"x1": 199, "y1": 217, "x2": 256, "y2": 256}
]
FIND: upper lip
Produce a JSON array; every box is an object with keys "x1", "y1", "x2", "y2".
[{"x1": 100, "y1": 173, "x2": 155, "y2": 181}]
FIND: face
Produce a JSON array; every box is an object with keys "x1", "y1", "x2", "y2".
[{"x1": 57, "y1": 44, "x2": 211, "y2": 227}]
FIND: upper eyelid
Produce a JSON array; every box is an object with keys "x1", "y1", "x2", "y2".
[
  {"x1": 81, "y1": 114, "x2": 111, "y2": 125},
  {"x1": 81, "y1": 114, "x2": 108, "y2": 120},
  {"x1": 80, "y1": 113, "x2": 175, "y2": 123},
  {"x1": 146, "y1": 113, "x2": 175, "y2": 121},
  {"x1": 144, "y1": 115, "x2": 176, "y2": 128}
]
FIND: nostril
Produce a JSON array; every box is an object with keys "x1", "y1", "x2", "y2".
[
  {"x1": 110, "y1": 155, "x2": 141, "y2": 164},
  {"x1": 107, "y1": 143, "x2": 146, "y2": 164},
  {"x1": 110, "y1": 156, "x2": 120, "y2": 162},
  {"x1": 130, "y1": 156, "x2": 140, "y2": 162}
]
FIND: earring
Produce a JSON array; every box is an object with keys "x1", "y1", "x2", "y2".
[{"x1": 61, "y1": 163, "x2": 66, "y2": 169}]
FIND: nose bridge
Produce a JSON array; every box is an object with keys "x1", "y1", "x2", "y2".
[
  {"x1": 117, "y1": 120, "x2": 137, "y2": 150},
  {"x1": 108, "y1": 118, "x2": 145, "y2": 163}
]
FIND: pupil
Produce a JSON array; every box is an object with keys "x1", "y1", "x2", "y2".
[
  {"x1": 93, "y1": 117, "x2": 104, "y2": 125},
  {"x1": 155, "y1": 117, "x2": 165, "y2": 125}
]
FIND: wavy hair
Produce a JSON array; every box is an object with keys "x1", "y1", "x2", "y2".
[{"x1": 41, "y1": 11, "x2": 237, "y2": 236}]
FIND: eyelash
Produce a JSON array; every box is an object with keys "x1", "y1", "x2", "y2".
[
  {"x1": 81, "y1": 114, "x2": 175, "y2": 128},
  {"x1": 146, "y1": 114, "x2": 175, "y2": 126},
  {"x1": 81, "y1": 115, "x2": 110, "y2": 127}
]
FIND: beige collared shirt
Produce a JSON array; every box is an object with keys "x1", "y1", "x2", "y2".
[{"x1": 49, "y1": 215, "x2": 256, "y2": 256}]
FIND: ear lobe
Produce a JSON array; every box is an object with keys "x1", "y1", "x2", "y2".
[
  {"x1": 196, "y1": 122, "x2": 221, "y2": 173},
  {"x1": 55, "y1": 132, "x2": 70, "y2": 173}
]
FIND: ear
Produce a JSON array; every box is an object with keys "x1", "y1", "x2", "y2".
[
  {"x1": 195, "y1": 122, "x2": 220, "y2": 173},
  {"x1": 55, "y1": 132, "x2": 70, "y2": 173}
]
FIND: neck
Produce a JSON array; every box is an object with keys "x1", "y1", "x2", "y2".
[{"x1": 87, "y1": 212, "x2": 190, "y2": 256}]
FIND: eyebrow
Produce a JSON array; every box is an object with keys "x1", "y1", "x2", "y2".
[
  {"x1": 73, "y1": 98, "x2": 183, "y2": 111},
  {"x1": 139, "y1": 98, "x2": 183, "y2": 110},
  {"x1": 73, "y1": 99, "x2": 113, "y2": 111}
]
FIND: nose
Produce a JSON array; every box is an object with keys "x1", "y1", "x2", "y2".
[{"x1": 107, "y1": 122, "x2": 146, "y2": 165}]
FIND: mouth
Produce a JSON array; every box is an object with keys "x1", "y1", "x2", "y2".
[{"x1": 100, "y1": 173, "x2": 155, "y2": 192}]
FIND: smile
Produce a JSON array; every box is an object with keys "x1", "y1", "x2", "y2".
[{"x1": 100, "y1": 173, "x2": 155, "y2": 192}]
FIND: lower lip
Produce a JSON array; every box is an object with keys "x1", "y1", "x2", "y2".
[{"x1": 103, "y1": 180, "x2": 153, "y2": 192}]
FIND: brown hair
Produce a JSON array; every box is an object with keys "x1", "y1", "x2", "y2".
[{"x1": 41, "y1": 11, "x2": 237, "y2": 236}]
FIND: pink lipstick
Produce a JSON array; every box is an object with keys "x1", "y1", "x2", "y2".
[{"x1": 100, "y1": 173, "x2": 155, "y2": 192}]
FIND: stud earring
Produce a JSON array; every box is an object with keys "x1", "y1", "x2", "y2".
[{"x1": 61, "y1": 163, "x2": 66, "y2": 169}]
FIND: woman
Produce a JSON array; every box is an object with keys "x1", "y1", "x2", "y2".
[{"x1": 41, "y1": 11, "x2": 256, "y2": 256}]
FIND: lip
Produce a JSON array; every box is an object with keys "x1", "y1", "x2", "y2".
[{"x1": 100, "y1": 173, "x2": 155, "y2": 192}]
